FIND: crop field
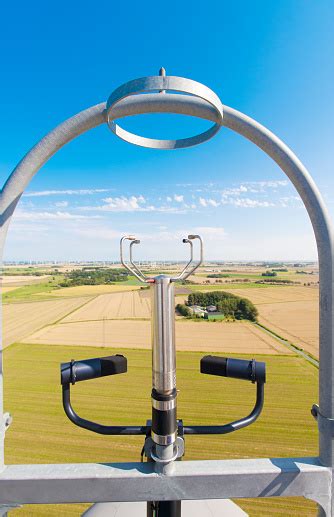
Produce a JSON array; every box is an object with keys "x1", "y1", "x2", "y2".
[
  {"x1": 2, "y1": 277, "x2": 66, "y2": 303},
  {"x1": 4, "y1": 344, "x2": 318, "y2": 516},
  {"x1": 2, "y1": 297, "x2": 91, "y2": 348},
  {"x1": 22, "y1": 318, "x2": 292, "y2": 355},
  {"x1": 39, "y1": 284, "x2": 141, "y2": 298},
  {"x1": 221, "y1": 286, "x2": 318, "y2": 305},
  {"x1": 220, "y1": 286, "x2": 319, "y2": 357},
  {"x1": 1, "y1": 286, "x2": 19, "y2": 293},
  {"x1": 0, "y1": 271, "x2": 321, "y2": 515},
  {"x1": 3, "y1": 284, "x2": 318, "y2": 357},
  {"x1": 61, "y1": 289, "x2": 151, "y2": 321},
  {"x1": 1, "y1": 275, "x2": 51, "y2": 285}
]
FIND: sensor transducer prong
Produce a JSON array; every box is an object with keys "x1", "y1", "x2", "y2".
[
  {"x1": 172, "y1": 234, "x2": 204, "y2": 282},
  {"x1": 120, "y1": 236, "x2": 148, "y2": 283}
]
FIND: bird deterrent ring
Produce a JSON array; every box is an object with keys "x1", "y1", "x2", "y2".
[{"x1": 106, "y1": 68, "x2": 224, "y2": 149}]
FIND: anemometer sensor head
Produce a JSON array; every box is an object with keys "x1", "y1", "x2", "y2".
[{"x1": 106, "y1": 68, "x2": 224, "y2": 150}]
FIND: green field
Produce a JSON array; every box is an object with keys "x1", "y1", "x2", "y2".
[
  {"x1": 4, "y1": 343, "x2": 318, "y2": 516},
  {"x1": 2, "y1": 277, "x2": 65, "y2": 303},
  {"x1": 1, "y1": 276, "x2": 143, "y2": 303},
  {"x1": 1, "y1": 267, "x2": 56, "y2": 276}
]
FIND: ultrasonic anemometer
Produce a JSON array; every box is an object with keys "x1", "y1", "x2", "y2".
[
  {"x1": 60, "y1": 231, "x2": 266, "y2": 516},
  {"x1": 1, "y1": 67, "x2": 333, "y2": 516}
]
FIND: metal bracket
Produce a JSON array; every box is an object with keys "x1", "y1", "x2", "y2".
[{"x1": 311, "y1": 404, "x2": 334, "y2": 436}]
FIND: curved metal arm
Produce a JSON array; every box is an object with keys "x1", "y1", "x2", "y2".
[
  {"x1": 62, "y1": 383, "x2": 148, "y2": 436},
  {"x1": 129, "y1": 239, "x2": 147, "y2": 279},
  {"x1": 120, "y1": 236, "x2": 148, "y2": 283},
  {"x1": 183, "y1": 382, "x2": 264, "y2": 435},
  {"x1": 172, "y1": 238, "x2": 193, "y2": 281},
  {"x1": 172, "y1": 234, "x2": 203, "y2": 282}
]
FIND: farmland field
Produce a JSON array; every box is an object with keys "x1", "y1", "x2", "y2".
[
  {"x1": 220, "y1": 286, "x2": 319, "y2": 357},
  {"x1": 4, "y1": 344, "x2": 317, "y2": 516},
  {"x1": 22, "y1": 318, "x2": 292, "y2": 354},
  {"x1": 3, "y1": 284, "x2": 318, "y2": 357},
  {"x1": 0, "y1": 286, "x2": 19, "y2": 293},
  {"x1": 2, "y1": 297, "x2": 91, "y2": 348},
  {"x1": 0, "y1": 269, "x2": 321, "y2": 515},
  {"x1": 39, "y1": 284, "x2": 141, "y2": 297},
  {"x1": 1, "y1": 275, "x2": 51, "y2": 285},
  {"x1": 61, "y1": 289, "x2": 151, "y2": 321}
]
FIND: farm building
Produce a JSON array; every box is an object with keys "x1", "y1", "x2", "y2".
[
  {"x1": 188, "y1": 305, "x2": 207, "y2": 318},
  {"x1": 206, "y1": 305, "x2": 217, "y2": 312},
  {"x1": 204, "y1": 312, "x2": 225, "y2": 321}
]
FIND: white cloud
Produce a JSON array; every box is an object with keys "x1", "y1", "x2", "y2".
[
  {"x1": 241, "y1": 180, "x2": 289, "y2": 193},
  {"x1": 174, "y1": 194, "x2": 184, "y2": 203},
  {"x1": 208, "y1": 199, "x2": 219, "y2": 207},
  {"x1": 221, "y1": 197, "x2": 275, "y2": 208},
  {"x1": 256, "y1": 180, "x2": 288, "y2": 188},
  {"x1": 91, "y1": 195, "x2": 147, "y2": 212},
  {"x1": 221, "y1": 185, "x2": 248, "y2": 196},
  {"x1": 80, "y1": 195, "x2": 189, "y2": 214},
  {"x1": 199, "y1": 197, "x2": 220, "y2": 208},
  {"x1": 166, "y1": 196, "x2": 172, "y2": 202},
  {"x1": 278, "y1": 196, "x2": 302, "y2": 208},
  {"x1": 55, "y1": 201, "x2": 69, "y2": 208},
  {"x1": 24, "y1": 189, "x2": 111, "y2": 197},
  {"x1": 13, "y1": 210, "x2": 101, "y2": 221}
]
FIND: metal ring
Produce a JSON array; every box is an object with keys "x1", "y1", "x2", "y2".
[
  {"x1": 151, "y1": 430, "x2": 177, "y2": 446},
  {"x1": 106, "y1": 75, "x2": 223, "y2": 150},
  {"x1": 152, "y1": 398, "x2": 176, "y2": 411},
  {"x1": 150, "y1": 444, "x2": 179, "y2": 464}
]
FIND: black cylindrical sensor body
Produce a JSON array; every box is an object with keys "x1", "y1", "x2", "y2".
[
  {"x1": 61, "y1": 355, "x2": 127, "y2": 385},
  {"x1": 151, "y1": 388, "x2": 177, "y2": 444},
  {"x1": 200, "y1": 355, "x2": 266, "y2": 383}
]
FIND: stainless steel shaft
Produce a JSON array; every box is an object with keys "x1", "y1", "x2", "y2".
[
  {"x1": 151, "y1": 275, "x2": 177, "y2": 453},
  {"x1": 151, "y1": 276, "x2": 176, "y2": 394}
]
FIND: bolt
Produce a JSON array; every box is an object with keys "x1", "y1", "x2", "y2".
[{"x1": 159, "y1": 67, "x2": 166, "y2": 93}]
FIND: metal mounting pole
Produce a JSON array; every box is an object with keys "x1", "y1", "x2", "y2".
[{"x1": 149, "y1": 275, "x2": 180, "y2": 517}]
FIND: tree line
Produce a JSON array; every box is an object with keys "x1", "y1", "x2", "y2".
[
  {"x1": 179, "y1": 291, "x2": 258, "y2": 321},
  {"x1": 59, "y1": 268, "x2": 128, "y2": 287}
]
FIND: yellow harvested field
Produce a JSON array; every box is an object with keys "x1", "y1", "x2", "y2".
[
  {"x1": 1, "y1": 287, "x2": 19, "y2": 293},
  {"x1": 40, "y1": 284, "x2": 141, "y2": 297},
  {"x1": 2, "y1": 297, "x2": 91, "y2": 348},
  {"x1": 22, "y1": 319, "x2": 292, "y2": 354},
  {"x1": 221, "y1": 286, "x2": 319, "y2": 356},
  {"x1": 258, "y1": 301, "x2": 318, "y2": 357},
  {"x1": 221, "y1": 286, "x2": 317, "y2": 304},
  {"x1": 62, "y1": 290, "x2": 151, "y2": 322}
]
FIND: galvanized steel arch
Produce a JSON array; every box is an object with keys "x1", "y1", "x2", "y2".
[{"x1": 0, "y1": 94, "x2": 333, "y2": 494}]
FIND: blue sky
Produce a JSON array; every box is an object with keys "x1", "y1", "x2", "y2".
[{"x1": 1, "y1": 1, "x2": 333, "y2": 261}]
